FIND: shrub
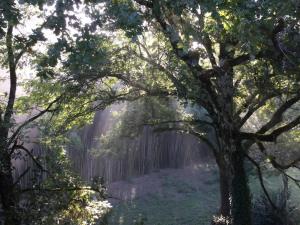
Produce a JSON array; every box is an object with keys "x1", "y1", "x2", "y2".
[{"x1": 252, "y1": 184, "x2": 298, "y2": 225}]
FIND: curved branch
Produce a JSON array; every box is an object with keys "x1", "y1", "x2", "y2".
[
  {"x1": 258, "y1": 94, "x2": 300, "y2": 134},
  {"x1": 130, "y1": 44, "x2": 187, "y2": 96},
  {"x1": 144, "y1": 119, "x2": 213, "y2": 127},
  {"x1": 7, "y1": 96, "x2": 62, "y2": 147},
  {"x1": 153, "y1": 125, "x2": 218, "y2": 156},
  {"x1": 3, "y1": 24, "x2": 17, "y2": 132},
  {"x1": 239, "y1": 114, "x2": 300, "y2": 142},
  {"x1": 13, "y1": 144, "x2": 48, "y2": 173},
  {"x1": 256, "y1": 142, "x2": 300, "y2": 170},
  {"x1": 20, "y1": 186, "x2": 103, "y2": 194},
  {"x1": 245, "y1": 153, "x2": 278, "y2": 210},
  {"x1": 12, "y1": 167, "x2": 31, "y2": 187},
  {"x1": 236, "y1": 93, "x2": 277, "y2": 128}
]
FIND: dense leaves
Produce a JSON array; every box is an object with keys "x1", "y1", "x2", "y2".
[{"x1": 0, "y1": 0, "x2": 300, "y2": 225}]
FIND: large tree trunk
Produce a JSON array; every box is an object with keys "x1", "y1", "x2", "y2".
[
  {"x1": 212, "y1": 67, "x2": 252, "y2": 225},
  {"x1": 219, "y1": 164, "x2": 231, "y2": 217},
  {"x1": 211, "y1": 144, "x2": 252, "y2": 225},
  {"x1": 214, "y1": 153, "x2": 231, "y2": 219},
  {"x1": 214, "y1": 131, "x2": 252, "y2": 225},
  {"x1": 230, "y1": 143, "x2": 252, "y2": 225}
]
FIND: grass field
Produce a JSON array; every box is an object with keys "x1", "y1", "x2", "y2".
[{"x1": 107, "y1": 164, "x2": 300, "y2": 225}]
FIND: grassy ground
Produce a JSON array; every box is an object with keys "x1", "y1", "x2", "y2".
[
  {"x1": 107, "y1": 164, "x2": 300, "y2": 225},
  {"x1": 108, "y1": 164, "x2": 219, "y2": 225}
]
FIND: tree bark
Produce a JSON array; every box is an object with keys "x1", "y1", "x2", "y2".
[
  {"x1": 212, "y1": 67, "x2": 252, "y2": 225},
  {"x1": 0, "y1": 149, "x2": 20, "y2": 225},
  {"x1": 214, "y1": 131, "x2": 252, "y2": 225},
  {"x1": 218, "y1": 164, "x2": 231, "y2": 217},
  {"x1": 0, "y1": 22, "x2": 20, "y2": 225},
  {"x1": 231, "y1": 144, "x2": 252, "y2": 225}
]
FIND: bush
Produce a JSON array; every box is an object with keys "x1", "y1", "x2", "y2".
[{"x1": 252, "y1": 183, "x2": 298, "y2": 225}]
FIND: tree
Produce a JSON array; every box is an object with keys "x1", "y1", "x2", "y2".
[
  {"x1": 0, "y1": 0, "x2": 122, "y2": 224},
  {"x1": 0, "y1": 0, "x2": 171, "y2": 223},
  {"x1": 93, "y1": 1, "x2": 300, "y2": 224},
  {"x1": 1, "y1": 1, "x2": 299, "y2": 225}
]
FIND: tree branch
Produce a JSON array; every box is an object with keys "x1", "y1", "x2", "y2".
[
  {"x1": 3, "y1": 24, "x2": 17, "y2": 133},
  {"x1": 239, "y1": 114, "x2": 300, "y2": 142},
  {"x1": 7, "y1": 96, "x2": 62, "y2": 147},
  {"x1": 13, "y1": 144, "x2": 48, "y2": 173},
  {"x1": 257, "y1": 141, "x2": 300, "y2": 189},
  {"x1": 141, "y1": 0, "x2": 204, "y2": 74},
  {"x1": 12, "y1": 167, "x2": 31, "y2": 187},
  {"x1": 245, "y1": 153, "x2": 278, "y2": 210},
  {"x1": 153, "y1": 125, "x2": 218, "y2": 156},
  {"x1": 256, "y1": 142, "x2": 300, "y2": 170},
  {"x1": 144, "y1": 119, "x2": 213, "y2": 127},
  {"x1": 258, "y1": 94, "x2": 300, "y2": 134},
  {"x1": 20, "y1": 186, "x2": 103, "y2": 194},
  {"x1": 202, "y1": 34, "x2": 217, "y2": 67},
  {"x1": 237, "y1": 93, "x2": 277, "y2": 128},
  {"x1": 136, "y1": 41, "x2": 180, "y2": 77},
  {"x1": 129, "y1": 45, "x2": 186, "y2": 96}
]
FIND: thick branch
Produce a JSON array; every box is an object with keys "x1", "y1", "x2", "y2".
[
  {"x1": 201, "y1": 51, "x2": 268, "y2": 79},
  {"x1": 239, "y1": 93, "x2": 300, "y2": 142},
  {"x1": 239, "y1": 114, "x2": 300, "y2": 142},
  {"x1": 258, "y1": 94, "x2": 300, "y2": 134},
  {"x1": 237, "y1": 93, "x2": 277, "y2": 128},
  {"x1": 139, "y1": 0, "x2": 204, "y2": 73},
  {"x1": 257, "y1": 142, "x2": 300, "y2": 189},
  {"x1": 202, "y1": 34, "x2": 217, "y2": 67}
]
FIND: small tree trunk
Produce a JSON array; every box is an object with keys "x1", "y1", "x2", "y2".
[
  {"x1": 1, "y1": 23, "x2": 20, "y2": 225},
  {"x1": 0, "y1": 146, "x2": 20, "y2": 225},
  {"x1": 231, "y1": 146, "x2": 252, "y2": 225},
  {"x1": 0, "y1": 172, "x2": 19, "y2": 225}
]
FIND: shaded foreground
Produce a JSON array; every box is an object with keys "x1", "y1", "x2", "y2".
[
  {"x1": 107, "y1": 164, "x2": 300, "y2": 225},
  {"x1": 108, "y1": 164, "x2": 219, "y2": 225}
]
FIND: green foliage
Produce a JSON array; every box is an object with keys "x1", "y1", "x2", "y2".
[
  {"x1": 65, "y1": 34, "x2": 111, "y2": 80},
  {"x1": 96, "y1": 96, "x2": 180, "y2": 157},
  {"x1": 1, "y1": 0, "x2": 299, "y2": 224},
  {"x1": 106, "y1": 0, "x2": 144, "y2": 38},
  {"x1": 19, "y1": 134, "x2": 112, "y2": 225}
]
